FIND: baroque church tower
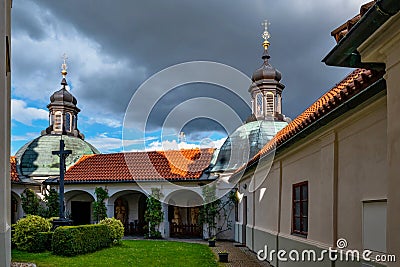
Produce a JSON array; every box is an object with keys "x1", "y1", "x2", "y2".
[
  {"x1": 248, "y1": 20, "x2": 288, "y2": 122},
  {"x1": 211, "y1": 21, "x2": 289, "y2": 173},
  {"x1": 15, "y1": 56, "x2": 99, "y2": 181},
  {"x1": 42, "y1": 56, "x2": 85, "y2": 139}
]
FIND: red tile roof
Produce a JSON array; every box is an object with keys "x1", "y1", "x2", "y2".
[
  {"x1": 233, "y1": 68, "x2": 384, "y2": 177},
  {"x1": 10, "y1": 156, "x2": 20, "y2": 183},
  {"x1": 330, "y1": 1, "x2": 375, "y2": 43},
  {"x1": 65, "y1": 148, "x2": 215, "y2": 183}
]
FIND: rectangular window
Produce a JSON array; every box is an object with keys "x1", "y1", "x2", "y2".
[{"x1": 292, "y1": 181, "x2": 308, "y2": 236}]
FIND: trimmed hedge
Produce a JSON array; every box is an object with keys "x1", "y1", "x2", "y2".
[
  {"x1": 12, "y1": 215, "x2": 52, "y2": 252},
  {"x1": 35, "y1": 232, "x2": 53, "y2": 252},
  {"x1": 99, "y1": 217, "x2": 124, "y2": 244},
  {"x1": 52, "y1": 224, "x2": 112, "y2": 256}
]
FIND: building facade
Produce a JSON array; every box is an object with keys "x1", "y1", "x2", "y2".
[{"x1": 231, "y1": 1, "x2": 400, "y2": 266}]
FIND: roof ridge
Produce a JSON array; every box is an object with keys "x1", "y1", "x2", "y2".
[{"x1": 64, "y1": 148, "x2": 216, "y2": 183}]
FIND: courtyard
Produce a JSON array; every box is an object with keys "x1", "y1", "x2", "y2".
[
  {"x1": 11, "y1": 239, "x2": 271, "y2": 267},
  {"x1": 12, "y1": 240, "x2": 218, "y2": 267}
]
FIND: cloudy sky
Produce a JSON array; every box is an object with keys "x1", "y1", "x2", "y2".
[{"x1": 10, "y1": 0, "x2": 368, "y2": 154}]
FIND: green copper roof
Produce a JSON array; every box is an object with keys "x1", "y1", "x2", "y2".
[
  {"x1": 211, "y1": 120, "x2": 287, "y2": 172},
  {"x1": 15, "y1": 135, "x2": 100, "y2": 178}
]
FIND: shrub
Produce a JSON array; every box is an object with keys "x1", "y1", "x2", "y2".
[
  {"x1": 12, "y1": 215, "x2": 51, "y2": 252},
  {"x1": 52, "y1": 224, "x2": 112, "y2": 256},
  {"x1": 144, "y1": 188, "x2": 163, "y2": 239},
  {"x1": 99, "y1": 217, "x2": 124, "y2": 244},
  {"x1": 30, "y1": 232, "x2": 53, "y2": 252},
  {"x1": 44, "y1": 188, "x2": 60, "y2": 218},
  {"x1": 93, "y1": 187, "x2": 109, "y2": 222},
  {"x1": 21, "y1": 188, "x2": 40, "y2": 215}
]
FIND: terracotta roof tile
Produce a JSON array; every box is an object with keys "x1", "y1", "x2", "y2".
[
  {"x1": 65, "y1": 148, "x2": 214, "y2": 183},
  {"x1": 10, "y1": 156, "x2": 20, "y2": 183},
  {"x1": 234, "y1": 68, "x2": 383, "y2": 176},
  {"x1": 330, "y1": 1, "x2": 375, "y2": 43}
]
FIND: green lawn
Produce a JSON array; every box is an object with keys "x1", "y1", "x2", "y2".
[{"x1": 12, "y1": 240, "x2": 219, "y2": 267}]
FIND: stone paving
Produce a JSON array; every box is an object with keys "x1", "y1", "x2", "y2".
[{"x1": 208, "y1": 241, "x2": 272, "y2": 267}]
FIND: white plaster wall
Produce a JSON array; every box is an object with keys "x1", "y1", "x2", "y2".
[{"x1": 337, "y1": 98, "x2": 387, "y2": 251}]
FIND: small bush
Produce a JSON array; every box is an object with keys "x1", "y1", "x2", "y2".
[
  {"x1": 21, "y1": 189, "x2": 40, "y2": 215},
  {"x1": 99, "y1": 217, "x2": 124, "y2": 244},
  {"x1": 12, "y1": 215, "x2": 51, "y2": 252},
  {"x1": 31, "y1": 232, "x2": 53, "y2": 252},
  {"x1": 52, "y1": 224, "x2": 112, "y2": 256}
]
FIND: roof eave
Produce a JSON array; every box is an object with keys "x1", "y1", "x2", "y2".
[
  {"x1": 322, "y1": 0, "x2": 399, "y2": 69},
  {"x1": 232, "y1": 77, "x2": 387, "y2": 182}
]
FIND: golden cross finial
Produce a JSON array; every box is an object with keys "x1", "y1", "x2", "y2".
[
  {"x1": 261, "y1": 19, "x2": 271, "y2": 49},
  {"x1": 61, "y1": 53, "x2": 68, "y2": 77}
]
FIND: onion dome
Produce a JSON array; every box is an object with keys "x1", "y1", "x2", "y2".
[
  {"x1": 251, "y1": 49, "x2": 282, "y2": 82},
  {"x1": 49, "y1": 78, "x2": 78, "y2": 107}
]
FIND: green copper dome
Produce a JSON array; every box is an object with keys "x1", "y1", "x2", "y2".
[
  {"x1": 211, "y1": 120, "x2": 287, "y2": 172},
  {"x1": 15, "y1": 134, "x2": 99, "y2": 179}
]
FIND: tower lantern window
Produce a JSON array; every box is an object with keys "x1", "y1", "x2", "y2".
[{"x1": 256, "y1": 93, "x2": 263, "y2": 116}]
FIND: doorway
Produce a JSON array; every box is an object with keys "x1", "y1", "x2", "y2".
[{"x1": 71, "y1": 201, "x2": 91, "y2": 225}]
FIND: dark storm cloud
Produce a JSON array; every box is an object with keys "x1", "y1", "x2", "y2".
[{"x1": 12, "y1": 0, "x2": 367, "y2": 135}]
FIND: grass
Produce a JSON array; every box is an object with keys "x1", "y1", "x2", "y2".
[{"x1": 12, "y1": 240, "x2": 219, "y2": 267}]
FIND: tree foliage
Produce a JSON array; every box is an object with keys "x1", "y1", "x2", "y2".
[
  {"x1": 93, "y1": 187, "x2": 109, "y2": 222},
  {"x1": 144, "y1": 188, "x2": 164, "y2": 239},
  {"x1": 199, "y1": 184, "x2": 237, "y2": 239},
  {"x1": 38, "y1": 188, "x2": 60, "y2": 218},
  {"x1": 21, "y1": 188, "x2": 40, "y2": 215}
]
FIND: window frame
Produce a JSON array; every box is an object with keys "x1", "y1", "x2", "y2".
[
  {"x1": 266, "y1": 92, "x2": 274, "y2": 115},
  {"x1": 292, "y1": 181, "x2": 308, "y2": 237},
  {"x1": 65, "y1": 113, "x2": 72, "y2": 132},
  {"x1": 54, "y1": 111, "x2": 63, "y2": 131},
  {"x1": 256, "y1": 92, "x2": 263, "y2": 116}
]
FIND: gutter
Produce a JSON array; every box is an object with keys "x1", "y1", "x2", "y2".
[
  {"x1": 43, "y1": 177, "x2": 217, "y2": 185},
  {"x1": 322, "y1": 0, "x2": 400, "y2": 69}
]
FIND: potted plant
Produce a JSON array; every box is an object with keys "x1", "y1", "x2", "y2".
[
  {"x1": 208, "y1": 236, "x2": 216, "y2": 247},
  {"x1": 218, "y1": 250, "x2": 229, "y2": 262}
]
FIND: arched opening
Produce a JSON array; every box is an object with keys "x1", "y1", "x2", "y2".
[
  {"x1": 110, "y1": 190, "x2": 147, "y2": 236},
  {"x1": 11, "y1": 192, "x2": 20, "y2": 224},
  {"x1": 65, "y1": 190, "x2": 94, "y2": 225},
  {"x1": 256, "y1": 93, "x2": 263, "y2": 116},
  {"x1": 165, "y1": 189, "x2": 203, "y2": 238},
  {"x1": 266, "y1": 92, "x2": 274, "y2": 115},
  {"x1": 54, "y1": 111, "x2": 62, "y2": 131},
  {"x1": 65, "y1": 113, "x2": 72, "y2": 132}
]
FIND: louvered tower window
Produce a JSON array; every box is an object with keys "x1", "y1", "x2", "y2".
[{"x1": 266, "y1": 93, "x2": 274, "y2": 116}]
